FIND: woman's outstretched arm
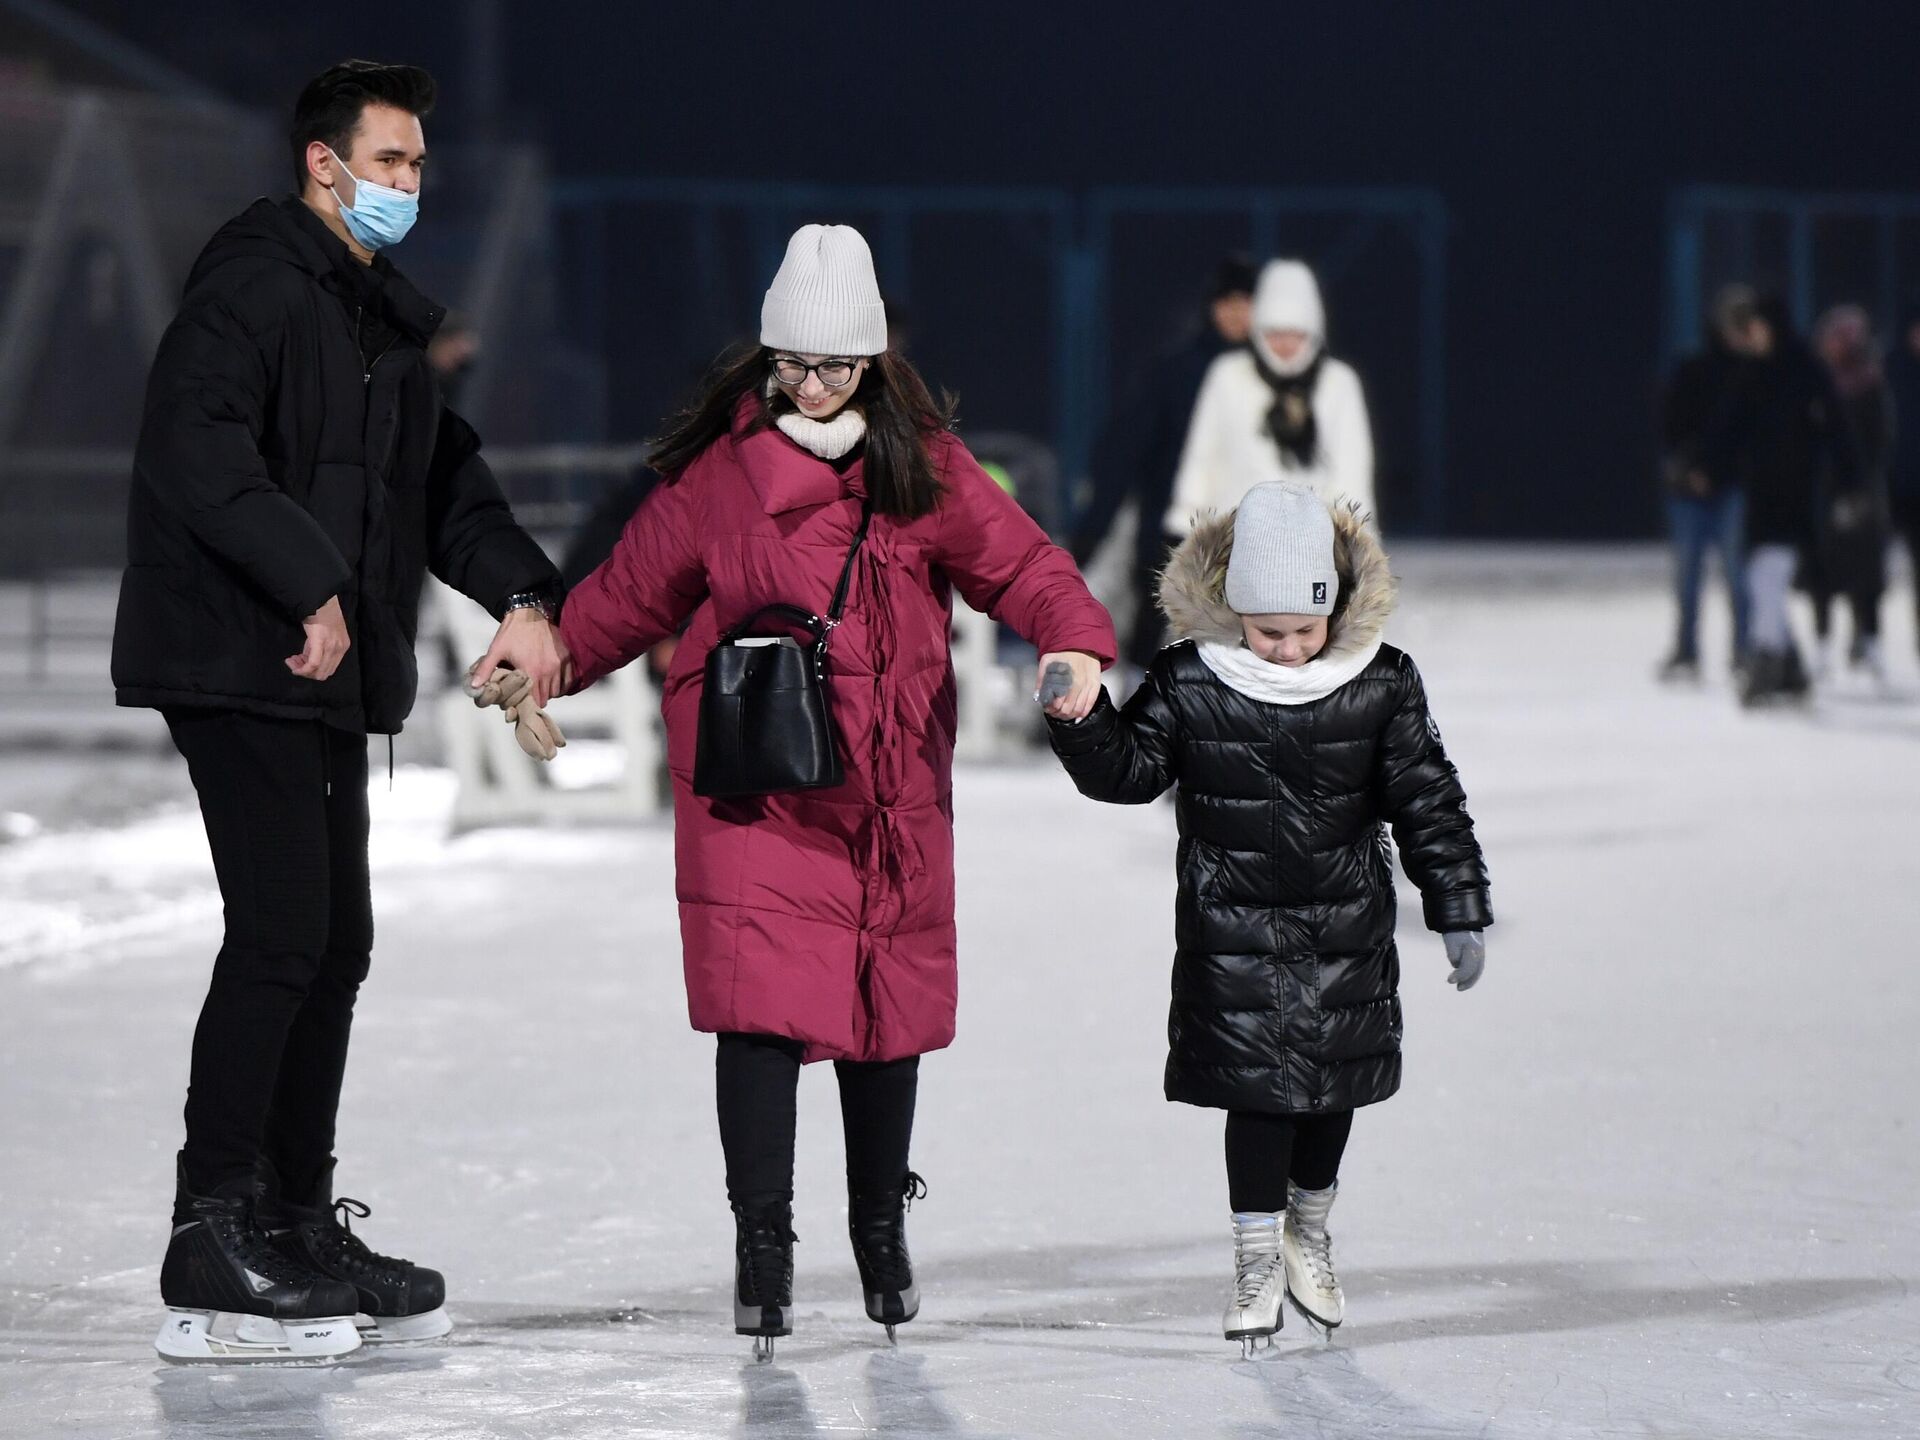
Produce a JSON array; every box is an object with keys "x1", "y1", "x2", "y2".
[
  {"x1": 558, "y1": 467, "x2": 710, "y2": 691},
  {"x1": 931, "y1": 441, "x2": 1116, "y2": 718}
]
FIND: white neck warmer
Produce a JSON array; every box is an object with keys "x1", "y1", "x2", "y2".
[
  {"x1": 774, "y1": 406, "x2": 868, "y2": 461},
  {"x1": 1195, "y1": 634, "x2": 1383, "y2": 706},
  {"x1": 1254, "y1": 333, "x2": 1324, "y2": 378}
]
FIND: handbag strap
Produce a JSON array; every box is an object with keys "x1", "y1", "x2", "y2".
[{"x1": 824, "y1": 502, "x2": 873, "y2": 630}]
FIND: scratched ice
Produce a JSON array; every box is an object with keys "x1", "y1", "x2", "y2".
[{"x1": 4, "y1": 548, "x2": 1917, "y2": 1438}]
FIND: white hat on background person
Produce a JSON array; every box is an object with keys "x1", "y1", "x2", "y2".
[
  {"x1": 760, "y1": 224, "x2": 889, "y2": 357},
  {"x1": 1251, "y1": 260, "x2": 1326, "y2": 375}
]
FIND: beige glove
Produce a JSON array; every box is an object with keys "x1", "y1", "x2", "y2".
[{"x1": 466, "y1": 664, "x2": 568, "y2": 762}]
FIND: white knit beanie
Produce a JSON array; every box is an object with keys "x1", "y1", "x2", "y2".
[
  {"x1": 1251, "y1": 260, "x2": 1325, "y2": 376},
  {"x1": 760, "y1": 224, "x2": 888, "y2": 357},
  {"x1": 1225, "y1": 482, "x2": 1339, "y2": 617},
  {"x1": 1253, "y1": 260, "x2": 1325, "y2": 338}
]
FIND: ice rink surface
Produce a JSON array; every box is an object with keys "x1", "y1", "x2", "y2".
[{"x1": 4, "y1": 549, "x2": 1919, "y2": 1439}]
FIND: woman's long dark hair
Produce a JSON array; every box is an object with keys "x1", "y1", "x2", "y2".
[{"x1": 648, "y1": 343, "x2": 957, "y2": 520}]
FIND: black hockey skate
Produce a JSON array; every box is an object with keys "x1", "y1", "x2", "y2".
[
  {"x1": 259, "y1": 1160, "x2": 450, "y2": 1345},
  {"x1": 1740, "y1": 647, "x2": 1812, "y2": 708},
  {"x1": 849, "y1": 1171, "x2": 926, "y2": 1342},
  {"x1": 1656, "y1": 648, "x2": 1700, "y2": 683},
  {"x1": 155, "y1": 1164, "x2": 361, "y2": 1362},
  {"x1": 733, "y1": 1201, "x2": 797, "y2": 1362}
]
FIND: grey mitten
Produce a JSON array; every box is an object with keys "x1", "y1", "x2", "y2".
[
  {"x1": 1035, "y1": 661, "x2": 1075, "y2": 707},
  {"x1": 1443, "y1": 931, "x2": 1485, "y2": 990}
]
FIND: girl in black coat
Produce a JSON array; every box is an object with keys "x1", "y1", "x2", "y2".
[{"x1": 1048, "y1": 482, "x2": 1491, "y2": 1351}]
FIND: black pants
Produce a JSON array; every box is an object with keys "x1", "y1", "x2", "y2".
[
  {"x1": 1224, "y1": 1110, "x2": 1354, "y2": 1214},
  {"x1": 165, "y1": 710, "x2": 372, "y2": 1203},
  {"x1": 715, "y1": 1033, "x2": 918, "y2": 1211}
]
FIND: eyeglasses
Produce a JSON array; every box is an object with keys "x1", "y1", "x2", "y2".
[{"x1": 771, "y1": 355, "x2": 860, "y2": 389}]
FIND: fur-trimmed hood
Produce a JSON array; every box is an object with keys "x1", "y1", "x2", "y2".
[{"x1": 1159, "y1": 501, "x2": 1395, "y2": 653}]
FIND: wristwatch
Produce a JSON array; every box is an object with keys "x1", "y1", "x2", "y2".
[{"x1": 504, "y1": 586, "x2": 560, "y2": 622}]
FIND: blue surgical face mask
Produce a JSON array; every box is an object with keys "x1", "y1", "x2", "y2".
[{"x1": 326, "y1": 145, "x2": 419, "y2": 251}]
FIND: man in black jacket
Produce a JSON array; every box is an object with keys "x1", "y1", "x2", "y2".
[
  {"x1": 115, "y1": 60, "x2": 565, "y2": 1358},
  {"x1": 1072, "y1": 256, "x2": 1256, "y2": 676},
  {"x1": 1657, "y1": 283, "x2": 1758, "y2": 680}
]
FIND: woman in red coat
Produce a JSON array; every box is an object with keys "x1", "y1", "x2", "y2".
[{"x1": 556, "y1": 225, "x2": 1115, "y2": 1353}]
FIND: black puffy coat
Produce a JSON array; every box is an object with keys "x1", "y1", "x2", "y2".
[
  {"x1": 1050, "y1": 505, "x2": 1491, "y2": 1114},
  {"x1": 1732, "y1": 317, "x2": 1852, "y2": 551},
  {"x1": 1661, "y1": 337, "x2": 1755, "y2": 497},
  {"x1": 112, "y1": 196, "x2": 558, "y2": 733}
]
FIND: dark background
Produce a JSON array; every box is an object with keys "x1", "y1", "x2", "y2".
[{"x1": 49, "y1": 0, "x2": 1920, "y2": 537}]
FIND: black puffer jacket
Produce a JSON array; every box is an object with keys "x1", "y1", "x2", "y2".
[
  {"x1": 1050, "y1": 506, "x2": 1491, "y2": 1114},
  {"x1": 1733, "y1": 308, "x2": 1853, "y2": 550},
  {"x1": 112, "y1": 196, "x2": 558, "y2": 733}
]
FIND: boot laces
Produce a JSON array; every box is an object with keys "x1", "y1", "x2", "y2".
[
  {"x1": 738, "y1": 1208, "x2": 797, "y2": 1305},
  {"x1": 316, "y1": 1197, "x2": 412, "y2": 1278},
  {"x1": 1231, "y1": 1218, "x2": 1282, "y2": 1308},
  {"x1": 1294, "y1": 1220, "x2": 1337, "y2": 1292},
  {"x1": 850, "y1": 1172, "x2": 924, "y2": 1289},
  {"x1": 207, "y1": 1203, "x2": 310, "y2": 1286}
]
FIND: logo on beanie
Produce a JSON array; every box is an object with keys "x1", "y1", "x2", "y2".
[{"x1": 1312, "y1": 582, "x2": 1327, "y2": 606}]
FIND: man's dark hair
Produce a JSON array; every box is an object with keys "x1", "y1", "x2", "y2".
[{"x1": 289, "y1": 60, "x2": 436, "y2": 189}]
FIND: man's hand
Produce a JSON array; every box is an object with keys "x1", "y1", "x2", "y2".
[
  {"x1": 470, "y1": 608, "x2": 571, "y2": 707},
  {"x1": 1036, "y1": 650, "x2": 1103, "y2": 722},
  {"x1": 286, "y1": 596, "x2": 350, "y2": 681}
]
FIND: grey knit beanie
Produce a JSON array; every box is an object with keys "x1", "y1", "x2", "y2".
[
  {"x1": 1224, "y1": 482, "x2": 1339, "y2": 616},
  {"x1": 760, "y1": 224, "x2": 888, "y2": 357}
]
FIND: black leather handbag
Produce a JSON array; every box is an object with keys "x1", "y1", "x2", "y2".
[{"x1": 693, "y1": 506, "x2": 872, "y2": 799}]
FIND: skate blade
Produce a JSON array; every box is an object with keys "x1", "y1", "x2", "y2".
[
  {"x1": 1286, "y1": 1292, "x2": 1343, "y2": 1337},
  {"x1": 355, "y1": 1306, "x2": 453, "y2": 1345},
  {"x1": 1231, "y1": 1333, "x2": 1279, "y2": 1360},
  {"x1": 155, "y1": 1309, "x2": 360, "y2": 1363},
  {"x1": 752, "y1": 1335, "x2": 777, "y2": 1364},
  {"x1": 733, "y1": 1299, "x2": 792, "y2": 1340}
]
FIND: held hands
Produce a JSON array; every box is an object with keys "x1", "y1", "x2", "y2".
[
  {"x1": 287, "y1": 596, "x2": 350, "y2": 680},
  {"x1": 470, "y1": 608, "x2": 572, "y2": 708},
  {"x1": 1035, "y1": 651, "x2": 1102, "y2": 722},
  {"x1": 1442, "y1": 931, "x2": 1486, "y2": 991},
  {"x1": 466, "y1": 662, "x2": 567, "y2": 761}
]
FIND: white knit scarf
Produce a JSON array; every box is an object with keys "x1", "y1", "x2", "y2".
[
  {"x1": 775, "y1": 406, "x2": 868, "y2": 461},
  {"x1": 1196, "y1": 635, "x2": 1383, "y2": 706}
]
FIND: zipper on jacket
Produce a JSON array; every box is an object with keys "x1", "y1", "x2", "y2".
[
  {"x1": 364, "y1": 334, "x2": 398, "y2": 386},
  {"x1": 353, "y1": 304, "x2": 398, "y2": 386}
]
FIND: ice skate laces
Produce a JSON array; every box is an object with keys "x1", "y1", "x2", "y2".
[
  {"x1": 1293, "y1": 1219, "x2": 1336, "y2": 1292},
  {"x1": 1231, "y1": 1216, "x2": 1282, "y2": 1307},
  {"x1": 737, "y1": 1207, "x2": 798, "y2": 1304},
  {"x1": 317, "y1": 1197, "x2": 412, "y2": 1278},
  {"x1": 851, "y1": 1172, "x2": 925, "y2": 1288},
  {"x1": 213, "y1": 1207, "x2": 314, "y2": 1287}
]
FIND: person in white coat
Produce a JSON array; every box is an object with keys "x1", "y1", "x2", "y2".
[{"x1": 1164, "y1": 260, "x2": 1375, "y2": 533}]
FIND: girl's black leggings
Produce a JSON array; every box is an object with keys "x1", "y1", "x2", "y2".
[
  {"x1": 715, "y1": 1032, "x2": 918, "y2": 1212},
  {"x1": 1225, "y1": 1109, "x2": 1354, "y2": 1213}
]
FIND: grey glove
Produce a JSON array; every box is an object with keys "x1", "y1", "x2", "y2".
[
  {"x1": 1443, "y1": 931, "x2": 1485, "y2": 990},
  {"x1": 1035, "y1": 661, "x2": 1075, "y2": 707}
]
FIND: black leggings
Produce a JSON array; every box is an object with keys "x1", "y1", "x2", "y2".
[
  {"x1": 165, "y1": 711, "x2": 373, "y2": 1203},
  {"x1": 1224, "y1": 1110, "x2": 1354, "y2": 1214},
  {"x1": 715, "y1": 1033, "x2": 918, "y2": 1211}
]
